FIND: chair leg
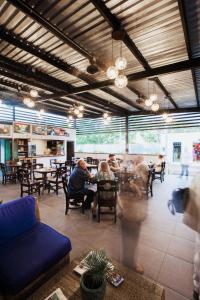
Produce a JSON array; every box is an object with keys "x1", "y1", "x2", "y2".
[
  {"x1": 21, "y1": 186, "x2": 23, "y2": 197},
  {"x1": 65, "y1": 197, "x2": 69, "y2": 215},
  {"x1": 98, "y1": 205, "x2": 100, "y2": 223},
  {"x1": 56, "y1": 183, "x2": 58, "y2": 195},
  {"x1": 114, "y1": 206, "x2": 117, "y2": 223}
]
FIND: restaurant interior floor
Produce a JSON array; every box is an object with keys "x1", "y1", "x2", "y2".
[{"x1": 0, "y1": 175, "x2": 194, "y2": 300}]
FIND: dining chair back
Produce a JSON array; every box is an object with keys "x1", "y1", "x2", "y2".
[{"x1": 97, "y1": 180, "x2": 118, "y2": 223}]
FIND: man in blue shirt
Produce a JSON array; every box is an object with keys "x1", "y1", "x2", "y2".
[{"x1": 68, "y1": 159, "x2": 94, "y2": 209}]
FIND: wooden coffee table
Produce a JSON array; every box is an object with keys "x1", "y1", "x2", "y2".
[{"x1": 28, "y1": 258, "x2": 165, "y2": 300}]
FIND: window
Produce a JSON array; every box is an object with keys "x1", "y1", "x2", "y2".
[
  {"x1": 76, "y1": 132, "x2": 126, "y2": 153},
  {"x1": 128, "y1": 130, "x2": 165, "y2": 154}
]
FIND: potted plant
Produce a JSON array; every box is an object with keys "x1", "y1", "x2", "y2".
[{"x1": 80, "y1": 250, "x2": 113, "y2": 300}]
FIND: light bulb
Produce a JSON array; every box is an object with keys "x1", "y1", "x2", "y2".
[
  {"x1": 103, "y1": 112, "x2": 108, "y2": 119},
  {"x1": 68, "y1": 115, "x2": 73, "y2": 120},
  {"x1": 27, "y1": 100, "x2": 35, "y2": 108},
  {"x1": 79, "y1": 105, "x2": 84, "y2": 111},
  {"x1": 107, "y1": 116, "x2": 111, "y2": 121},
  {"x1": 115, "y1": 57, "x2": 127, "y2": 70},
  {"x1": 165, "y1": 116, "x2": 173, "y2": 123},
  {"x1": 30, "y1": 89, "x2": 38, "y2": 97},
  {"x1": 149, "y1": 94, "x2": 158, "y2": 101},
  {"x1": 145, "y1": 99, "x2": 153, "y2": 107},
  {"x1": 40, "y1": 108, "x2": 45, "y2": 114},
  {"x1": 162, "y1": 112, "x2": 168, "y2": 120},
  {"x1": 151, "y1": 103, "x2": 159, "y2": 111},
  {"x1": 78, "y1": 112, "x2": 83, "y2": 118},
  {"x1": 114, "y1": 74, "x2": 128, "y2": 88},
  {"x1": 106, "y1": 66, "x2": 119, "y2": 79},
  {"x1": 23, "y1": 97, "x2": 31, "y2": 105},
  {"x1": 74, "y1": 108, "x2": 79, "y2": 115}
]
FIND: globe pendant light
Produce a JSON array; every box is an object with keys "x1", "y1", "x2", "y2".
[
  {"x1": 145, "y1": 98, "x2": 153, "y2": 107},
  {"x1": 115, "y1": 56, "x2": 127, "y2": 70},
  {"x1": 162, "y1": 112, "x2": 168, "y2": 120},
  {"x1": 114, "y1": 74, "x2": 128, "y2": 88},
  {"x1": 165, "y1": 116, "x2": 173, "y2": 123},
  {"x1": 151, "y1": 103, "x2": 159, "y2": 112},
  {"x1": 106, "y1": 66, "x2": 119, "y2": 79},
  {"x1": 149, "y1": 93, "x2": 158, "y2": 102},
  {"x1": 30, "y1": 89, "x2": 38, "y2": 98}
]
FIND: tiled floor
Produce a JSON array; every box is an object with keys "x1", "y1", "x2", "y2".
[{"x1": 0, "y1": 175, "x2": 195, "y2": 300}]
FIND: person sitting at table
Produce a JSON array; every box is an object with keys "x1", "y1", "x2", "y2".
[
  {"x1": 107, "y1": 154, "x2": 120, "y2": 173},
  {"x1": 155, "y1": 154, "x2": 165, "y2": 172},
  {"x1": 68, "y1": 158, "x2": 94, "y2": 209},
  {"x1": 92, "y1": 161, "x2": 115, "y2": 216}
]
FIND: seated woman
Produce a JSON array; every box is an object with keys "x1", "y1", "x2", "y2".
[
  {"x1": 155, "y1": 154, "x2": 165, "y2": 172},
  {"x1": 92, "y1": 161, "x2": 115, "y2": 216}
]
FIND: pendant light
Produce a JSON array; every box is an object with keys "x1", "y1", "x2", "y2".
[
  {"x1": 151, "y1": 103, "x2": 159, "y2": 112},
  {"x1": 106, "y1": 39, "x2": 119, "y2": 79},
  {"x1": 114, "y1": 74, "x2": 128, "y2": 88},
  {"x1": 106, "y1": 66, "x2": 119, "y2": 79},
  {"x1": 114, "y1": 41, "x2": 128, "y2": 88},
  {"x1": 162, "y1": 112, "x2": 168, "y2": 120},
  {"x1": 30, "y1": 89, "x2": 38, "y2": 98}
]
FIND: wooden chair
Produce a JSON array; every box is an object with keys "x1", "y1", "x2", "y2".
[
  {"x1": 0, "y1": 163, "x2": 16, "y2": 184},
  {"x1": 18, "y1": 168, "x2": 42, "y2": 197},
  {"x1": 97, "y1": 180, "x2": 118, "y2": 223},
  {"x1": 48, "y1": 167, "x2": 65, "y2": 195},
  {"x1": 62, "y1": 176, "x2": 85, "y2": 214},
  {"x1": 153, "y1": 162, "x2": 166, "y2": 183},
  {"x1": 146, "y1": 169, "x2": 154, "y2": 198}
]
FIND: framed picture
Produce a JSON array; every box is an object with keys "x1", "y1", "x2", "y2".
[
  {"x1": 14, "y1": 122, "x2": 30, "y2": 134},
  {"x1": 0, "y1": 124, "x2": 11, "y2": 136}
]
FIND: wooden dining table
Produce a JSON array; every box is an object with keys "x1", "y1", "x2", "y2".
[{"x1": 34, "y1": 168, "x2": 56, "y2": 190}]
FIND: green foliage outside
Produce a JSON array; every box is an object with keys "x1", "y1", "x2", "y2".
[{"x1": 76, "y1": 132, "x2": 125, "y2": 144}]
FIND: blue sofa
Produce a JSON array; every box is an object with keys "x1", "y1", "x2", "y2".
[{"x1": 0, "y1": 196, "x2": 72, "y2": 295}]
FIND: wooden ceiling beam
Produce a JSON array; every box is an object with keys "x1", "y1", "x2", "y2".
[{"x1": 90, "y1": 0, "x2": 151, "y2": 70}]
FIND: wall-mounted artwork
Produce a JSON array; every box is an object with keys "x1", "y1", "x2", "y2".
[{"x1": 14, "y1": 122, "x2": 30, "y2": 134}]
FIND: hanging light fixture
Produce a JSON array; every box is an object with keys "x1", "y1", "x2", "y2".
[
  {"x1": 23, "y1": 97, "x2": 35, "y2": 108},
  {"x1": 149, "y1": 93, "x2": 158, "y2": 102},
  {"x1": 106, "y1": 66, "x2": 119, "y2": 79},
  {"x1": 162, "y1": 112, "x2": 168, "y2": 120},
  {"x1": 68, "y1": 104, "x2": 84, "y2": 119},
  {"x1": 145, "y1": 98, "x2": 153, "y2": 107},
  {"x1": 30, "y1": 89, "x2": 38, "y2": 98},
  {"x1": 79, "y1": 105, "x2": 84, "y2": 111},
  {"x1": 165, "y1": 115, "x2": 173, "y2": 123},
  {"x1": 115, "y1": 39, "x2": 127, "y2": 70},
  {"x1": 114, "y1": 74, "x2": 128, "y2": 88},
  {"x1": 115, "y1": 56, "x2": 127, "y2": 70},
  {"x1": 151, "y1": 103, "x2": 159, "y2": 112},
  {"x1": 103, "y1": 111, "x2": 111, "y2": 123}
]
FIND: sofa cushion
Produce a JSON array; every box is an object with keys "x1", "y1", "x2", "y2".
[
  {"x1": 0, "y1": 222, "x2": 72, "y2": 294},
  {"x1": 0, "y1": 196, "x2": 37, "y2": 245}
]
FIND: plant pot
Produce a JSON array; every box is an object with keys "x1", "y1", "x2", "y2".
[{"x1": 80, "y1": 272, "x2": 106, "y2": 300}]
